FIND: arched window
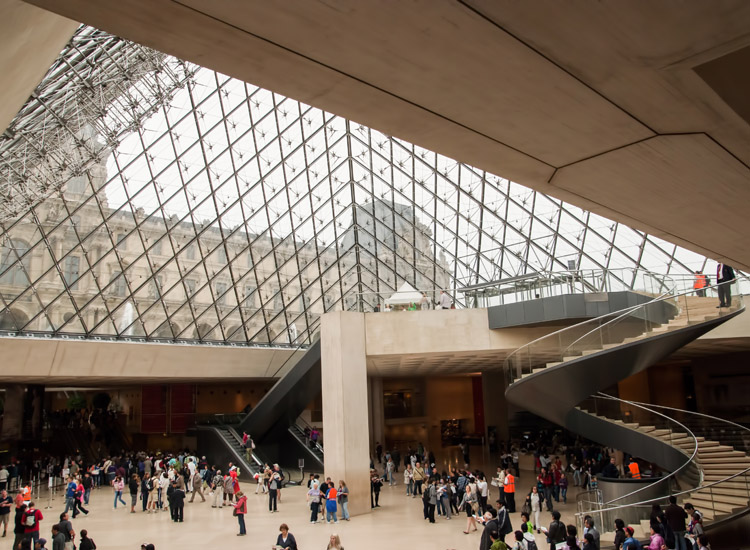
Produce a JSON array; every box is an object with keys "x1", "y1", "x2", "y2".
[
  {"x1": 0, "y1": 308, "x2": 29, "y2": 330},
  {"x1": 0, "y1": 239, "x2": 31, "y2": 287}
]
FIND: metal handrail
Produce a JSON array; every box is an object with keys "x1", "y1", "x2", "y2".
[
  {"x1": 294, "y1": 416, "x2": 323, "y2": 453},
  {"x1": 226, "y1": 425, "x2": 263, "y2": 467},
  {"x1": 576, "y1": 400, "x2": 750, "y2": 523},
  {"x1": 560, "y1": 279, "x2": 677, "y2": 358},
  {"x1": 504, "y1": 278, "x2": 744, "y2": 384},
  {"x1": 622, "y1": 400, "x2": 750, "y2": 449},
  {"x1": 592, "y1": 393, "x2": 700, "y2": 506}
]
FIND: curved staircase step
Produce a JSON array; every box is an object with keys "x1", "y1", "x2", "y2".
[{"x1": 685, "y1": 497, "x2": 741, "y2": 514}]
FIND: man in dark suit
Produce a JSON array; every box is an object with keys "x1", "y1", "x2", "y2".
[{"x1": 716, "y1": 263, "x2": 736, "y2": 307}]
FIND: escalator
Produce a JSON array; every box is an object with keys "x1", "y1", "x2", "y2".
[
  {"x1": 198, "y1": 338, "x2": 323, "y2": 473},
  {"x1": 195, "y1": 424, "x2": 265, "y2": 477},
  {"x1": 288, "y1": 420, "x2": 324, "y2": 470}
]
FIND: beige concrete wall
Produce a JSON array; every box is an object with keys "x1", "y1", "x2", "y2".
[
  {"x1": 0, "y1": 337, "x2": 303, "y2": 384},
  {"x1": 364, "y1": 309, "x2": 566, "y2": 356}
]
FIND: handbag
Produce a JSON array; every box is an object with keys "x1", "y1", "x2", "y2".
[{"x1": 232, "y1": 507, "x2": 238, "y2": 516}]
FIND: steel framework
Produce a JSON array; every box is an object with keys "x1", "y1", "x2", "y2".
[{"x1": 0, "y1": 27, "x2": 711, "y2": 346}]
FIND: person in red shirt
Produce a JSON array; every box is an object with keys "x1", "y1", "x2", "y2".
[
  {"x1": 537, "y1": 468, "x2": 553, "y2": 512},
  {"x1": 233, "y1": 491, "x2": 247, "y2": 536},
  {"x1": 22, "y1": 501, "x2": 43, "y2": 543},
  {"x1": 551, "y1": 464, "x2": 562, "y2": 503},
  {"x1": 324, "y1": 483, "x2": 338, "y2": 524}
]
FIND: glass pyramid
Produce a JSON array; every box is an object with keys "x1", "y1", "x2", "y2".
[{"x1": 0, "y1": 26, "x2": 712, "y2": 346}]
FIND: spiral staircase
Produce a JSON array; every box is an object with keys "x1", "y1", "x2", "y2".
[{"x1": 505, "y1": 284, "x2": 749, "y2": 547}]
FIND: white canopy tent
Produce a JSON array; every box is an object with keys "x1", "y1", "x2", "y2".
[{"x1": 385, "y1": 282, "x2": 423, "y2": 306}]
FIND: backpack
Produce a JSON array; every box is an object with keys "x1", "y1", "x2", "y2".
[
  {"x1": 526, "y1": 539, "x2": 538, "y2": 550},
  {"x1": 23, "y1": 510, "x2": 37, "y2": 528}
]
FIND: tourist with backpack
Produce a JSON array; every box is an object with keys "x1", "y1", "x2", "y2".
[
  {"x1": 22, "y1": 501, "x2": 43, "y2": 543},
  {"x1": 521, "y1": 523, "x2": 538, "y2": 550}
]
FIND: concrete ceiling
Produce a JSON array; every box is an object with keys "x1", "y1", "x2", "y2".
[
  {"x1": 19, "y1": 0, "x2": 750, "y2": 269},
  {"x1": 0, "y1": 0, "x2": 77, "y2": 133}
]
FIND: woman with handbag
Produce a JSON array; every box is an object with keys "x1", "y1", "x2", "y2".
[
  {"x1": 460, "y1": 485, "x2": 478, "y2": 534},
  {"x1": 233, "y1": 491, "x2": 247, "y2": 536}
]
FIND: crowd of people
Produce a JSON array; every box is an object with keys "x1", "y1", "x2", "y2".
[
  {"x1": 0, "y1": 449, "x2": 353, "y2": 550},
  {"x1": 0, "y1": 422, "x2": 718, "y2": 550},
  {"x1": 365, "y1": 432, "x2": 714, "y2": 550}
]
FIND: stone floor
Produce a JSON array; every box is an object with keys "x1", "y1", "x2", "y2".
[{"x1": 25, "y1": 470, "x2": 595, "y2": 550}]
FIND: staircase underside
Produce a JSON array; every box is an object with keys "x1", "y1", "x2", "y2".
[{"x1": 506, "y1": 298, "x2": 747, "y2": 540}]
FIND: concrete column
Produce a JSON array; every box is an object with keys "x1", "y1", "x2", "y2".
[
  {"x1": 370, "y1": 376, "x2": 385, "y2": 452},
  {"x1": 321, "y1": 311, "x2": 370, "y2": 516},
  {"x1": 482, "y1": 370, "x2": 509, "y2": 442},
  {"x1": 0, "y1": 385, "x2": 25, "y2": 443}
]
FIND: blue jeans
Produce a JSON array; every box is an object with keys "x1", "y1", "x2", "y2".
[
  {"x1": 543, "y1": 487, "x2": 553, "y2": 511},
  {"x1": 339, "y1": 501, "x2": 349, "y2": 520},
  {"x1": 64, "y1": 497, "x2": 75, "y2": 514},
  {"x1": 84, "y1": 489, "x2": 91, "y2": 505},
  {"x1": 673, "y1": 531, "x2": 688, "y2": 550},
  {"x1": 114, "y1": 491, "x2": 126, "y2": 507},
  {"x1": 406, "y1": 480, "x2": 413, "y2": 495},
  {"x1": 237, "y1": 513, "x2": 246, "y2": 534},
  {"x1": 326, "y1": 507, "x2": 337, "y2": 522},
  {"x1": 560, "y1": 487, "x2": 567, "y2": 503}
]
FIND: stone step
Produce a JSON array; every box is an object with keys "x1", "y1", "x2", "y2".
[
  {"x1": 699, "y1": 456, "x2": 750, "y2": 465},
  {"x1": 688, "y1": 491, "x2": 749, "y2": 507},
  {"x1": 694, "y1": 485, "x2": 750, "y2": 499},
  {"x1": 697, "y1": 449, "x2": 745, "y2": 459},
  {"x1": 701, "y1": 464, "x2": 749, "y2": 474},
  {"x1": 703, "y1": 474, "x2": 750, "y2": 485},
  {"x1": 685, "y1": 497, "x2": 739, "y2": 514}
]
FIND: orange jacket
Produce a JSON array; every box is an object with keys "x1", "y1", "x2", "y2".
[
  {"x1": 504, "y1": 474, "x2": 515, "y2": 493},
  {"x1": 693, "y1": 274, "x2": 708, "y2": 289},
  {"x1": 628, "y1": 462, "x2": 641, "y2": 479}
]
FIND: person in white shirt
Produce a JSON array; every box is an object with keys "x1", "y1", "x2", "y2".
[
  {"x1": 186, "y1": 459, "x2": 197, "y2": 491},
  {"x1": 438, "y1": 290, "x2": 452, "y2": 309},
  {"x1": 477, "y1": 476, "x2": 489, "y2": 513},
  {"x1": 0, "y1": 467, "x2": 8, "y2": 491}
]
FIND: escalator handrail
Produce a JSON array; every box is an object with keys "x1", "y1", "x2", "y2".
[
  {"x1": 223, "y1": 425, "x2": 263, "y2": 468},
  {"x1": 287, "y1": 425, "x2": 325, "y2": 464},
  {"x1": 294, "y1": 416, "x2": 323, "y2": 453},
  {"x1": 268, "y1": 317, "x2": 321, "y2": 380}
]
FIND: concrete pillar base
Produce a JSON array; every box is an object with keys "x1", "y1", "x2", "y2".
[{"x1": 321, "y1": 311, "x2": 371, "y2": 516}]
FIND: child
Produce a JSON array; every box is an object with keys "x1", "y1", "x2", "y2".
[{"x1": 490, "y1": 529, "x2": 509, "y2": 550}]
